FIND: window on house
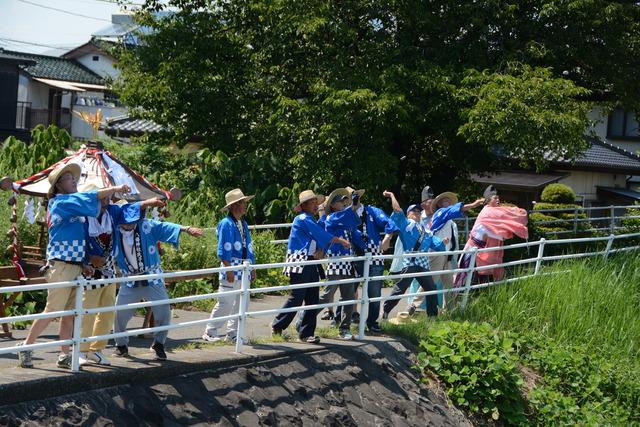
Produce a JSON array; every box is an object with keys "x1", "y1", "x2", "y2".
[
  {"x1": 607, "y1": 108, "x2": 640, "y2": 139},
  {"x1": 92, "y1": 55, "x2": 99, "y2": 61}
]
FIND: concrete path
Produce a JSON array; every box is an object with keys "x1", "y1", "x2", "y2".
[{"x1": 0, "y1": 288, "x2": 410, "y2": 369}]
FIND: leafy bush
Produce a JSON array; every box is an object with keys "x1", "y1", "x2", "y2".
[
  {"x1": 414, "y1": 321, "x2": 527, "y2": 424},
  {"x1": 540, "y1": 184, "x2": 576, "y2": 204},
  {"x1": 386, "y1": 318, "x2": 639, "y2": 425}
]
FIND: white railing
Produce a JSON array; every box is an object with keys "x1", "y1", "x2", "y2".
[
  {"x1": 1, "y1": 231, "x2": 639, "y2": 372},
  {"x1": 242, "y1": 204, "x2": 640, "y2": 243}
]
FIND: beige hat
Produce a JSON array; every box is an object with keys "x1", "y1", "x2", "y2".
[
  {"x1": 294, "y1": 190, "x2": 325, "y2": 211},
  {"x1": 345, "y1": 186, "x2": 365, "y2": 198},
  {"x1": 326, "y1": 188, "x2": 350, "y2": 214},
  {"x1": 431, "y1": 191, "x2": 458, "y2": 211},
  {"x1": 222, "y1": 188, "x2": 254, "y2": 211},
  {"x1": 78, "y1": 181, "x2": 101, "y2": 192},
  {"x1": 47, "y1": 163, "x2": 81, "y2": 198},
  {"x1": 387, "y1": 312, "x2": 419, "y2": 325}
]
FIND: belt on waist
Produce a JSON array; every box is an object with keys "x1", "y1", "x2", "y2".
[{"x1": 50, "y1": 259, "x2": 84, "y2": 266}]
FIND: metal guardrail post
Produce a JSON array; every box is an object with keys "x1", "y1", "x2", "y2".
[
  {"x1": 71, "y1": 277, "x2": 85, "y2": 372},
  {"x1": 357, "y1": 252, "x2": 372, "y2": 340},
  {"x1": 460, "y1": 248, "x2": 478, "y2": 313},
  {"x1": 464, "y1": 216, "x2": 470, "y2": 241},
  {"x1": 235, "y1": 261, "x2": 251, "y2": 353},
  {"x1": 610, "y1": 206, "x2": 616, "y2": 234},
  {"x1": 534, "y1": 238, "x2": 546, "y2": 275},
  {"x1": 603, "y1": 234, "x2": 615, "y2": 259}
]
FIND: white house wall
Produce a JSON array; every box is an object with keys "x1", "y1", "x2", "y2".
[
  {"x1": 26, "y1": 80, "x2": 49, "y2": 109},
  {"x1": 588, "y1": 107, "x2": 640, "y2": 154},
  {"x1": 75, "y1": 52, "x2": 119, "y2": 80},
  {"x1": 558, "y1": 170, "x2": 627, "y2": 203}
]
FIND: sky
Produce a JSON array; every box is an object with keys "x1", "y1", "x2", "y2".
[{"x1": 0, "y1": 0, "x2": 135, "y2": 56}]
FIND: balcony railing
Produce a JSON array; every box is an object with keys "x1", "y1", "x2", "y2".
[{"x1": 14, "y1": 101, "x2": 71, "y2": 132}]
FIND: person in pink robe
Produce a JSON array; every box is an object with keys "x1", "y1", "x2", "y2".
[{"x1": 455, "y1": 188, "x2": 529, "y2": 285}]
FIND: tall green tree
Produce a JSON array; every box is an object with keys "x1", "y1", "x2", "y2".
[{"x1": 115, "y1": 0, "x2": 640, "y2": 212}]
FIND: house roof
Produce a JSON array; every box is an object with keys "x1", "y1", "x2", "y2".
[
  {"x1": 0, "y1": 48, "x2": 103, "y2": 85},
  {"x1": 596, "y1": 186, "x2": 640, "y2": 202},
  {"x1": 471, "y1": 171, "x2": 565, "y2": 190},
  {"x1": 61, "y1": 39, "x2": 119, "y2": 60},
  {"x1": 550, "y1": 136, "x2": 640, "y2": 174},
  {"x1": 103, "y1": 115, "x2": 164, "y2": 137}
]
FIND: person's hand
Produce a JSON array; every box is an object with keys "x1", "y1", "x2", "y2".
[
  {"x1": 338, "y1": 238, "x2": 351, "y2": 249},
  {"x1": 90, "y1": 255, "x2": 106, "y2": 268},
  {"x1": 147, "y1": 197, "x2": 166, "y2": 208},
  {"x1": 118, "y1": 184, "x2": 131, "y2": 194},
  {"x1": 225, "y1": 271, "x2": 235, "y2": 283},
  {"x1": 382, "y1": 190, "x2": 393, "y2": 198},
  {"x1": 82, "y1": 264, "x2": 94, "y2": 277},
  {"x1": 474, "y1": 198, "x2": 485, "y2": 207},
  {"x1": 251, "y1": 270, "x2": 256, "y2": 282},
  {"x1": 314, "y1": 250, "x2": 325, "y2": 260},
  {"x1": 380, "y1": 238, "x2": 391, "y2": 252},
  {"x1": 442, "y1": 237, "x2": 450, "y2": 245},
  {"x1": 186, "y1": 227, "x2": 204, "y2": 237}
]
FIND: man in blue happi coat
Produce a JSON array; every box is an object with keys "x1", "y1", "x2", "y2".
[
  {"x1": 112, "y1": 203, "x2": 203, "y2": 360},
  {"x1": 203, "y1": 189, "x2": 256, "y2": 344},
  {"x1": 381, "y1": 190, "x2": 447, "y2": 318},
  {"x1": 272, "y1": 190, "x2": 350, "y2": 344}
]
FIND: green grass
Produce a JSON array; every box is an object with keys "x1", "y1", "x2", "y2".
[
  {"x1": 445, "y1": 253, "x2": 640, "y2": 361},
  {"x1": 381, "y1": 253, "x2": 640, "y2": 425}
]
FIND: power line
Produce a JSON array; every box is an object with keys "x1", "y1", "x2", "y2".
[
  {"x1": 0, "y1": 37, "x2": 79, "y2": 50},
  {"x1": 16, "y1": 0, "x2": 113, "y2": 22}
]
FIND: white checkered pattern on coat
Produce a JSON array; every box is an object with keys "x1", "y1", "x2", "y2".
[
  {"x1": 47, "y1": 239, "x2": 85, "y2": 263},
  {"x1": 219, "y1": 258, "x2": 244, "y2": 281},
  {"x1": 365, "y1": 242, "x2": 385, "y2": 266},
  {"x1": 283, "y1": 250, "x2": 308, "y2": 276},
  {"x1": 86, "y1": 255, "x2": 116, "y2": 290},
  {"x1": 326, "y1": 250, "x2": 353, "y2": 276},
  {"x1": 402, "y1": 252, "x2": 430, "y2": 271},
  {"x1": 123, "y1": 266, "x2": 165, "y2": 287}
]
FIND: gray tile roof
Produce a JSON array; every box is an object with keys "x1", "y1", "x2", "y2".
[
  {"x1": 0, "y1": 49, "x2": 103, "y2": 85},
  {"x1": 103, "y1": 115, "x2": 164, "y2": 137},
  {"x1": 550, "y1": 136, "x2": 640, "y2": 174}
]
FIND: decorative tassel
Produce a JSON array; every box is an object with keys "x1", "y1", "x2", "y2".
[{"x1": 24, "y1": 197, "x2": 36, "y2": 224}]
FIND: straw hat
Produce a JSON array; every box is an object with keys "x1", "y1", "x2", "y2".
[
  {"x1": 325, "y1": 188, "x2": 350, "y2": 214},
  {"x1": 221, "y1": 188, "x2": 254, "y2": 211},
  {"x1": 294, "y1": 190, "x2": 325, "y2": 211},
  {"x1": 387, "y1": 312, "x2": 419, "y2": 325},
  {"x1": 345, "y1": 186, "x2": 365, "y2": 198},
  {"x1": 47, "y1": 163, "x2": 81, "y2": 198},
  {"x1": 431, "y1": 191, "x2": 458, "y2": 211},
  {"x1": 78, "y1": 182, "x2": 100, "y2": 192}
]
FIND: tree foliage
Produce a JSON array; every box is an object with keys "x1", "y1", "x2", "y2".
[{"x1": 114, "y1": 0, "x2": 640, "y2": 214}]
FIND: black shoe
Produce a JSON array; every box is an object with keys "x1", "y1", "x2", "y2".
[
  {"x1": 368, "y1": 324, "x2": 382, "y2": 333},
  {"x1": 351, "y1": 312, "x2": 360, "y2": 323},
  {"x1": 114, "y1": 345, "x2": 129, "y2": 357},
  {"x1": 150, "y1": 342, "x2": 167, "y2": 360},
  {"x1": 407, "y1": 305, "x2": 416, "y2": 316},
  {"x1": 320, "y1": 310, "x2": 334, "y2": 321},
  {"x1": 382, "y1": 312, "x2": 389, "y2": 320}
]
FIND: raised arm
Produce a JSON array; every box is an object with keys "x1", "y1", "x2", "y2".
[
  {"x1": 382, "y1": 190, "x2": 402, "y2": 213},
  {"x1": 461, "y1": 198, "x2": 485, "y2": 212},
  {"x1": 97, "y1": 184, "x2": 131, "y2": 200}
]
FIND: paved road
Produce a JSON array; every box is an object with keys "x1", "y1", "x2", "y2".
[{"x1": 0, "y1": 288, "x2": 409, "y2": 369}]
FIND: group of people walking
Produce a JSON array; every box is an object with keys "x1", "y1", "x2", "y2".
[{"x1": 16, "y1": 161, "x2": 528, "y2": 368}]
